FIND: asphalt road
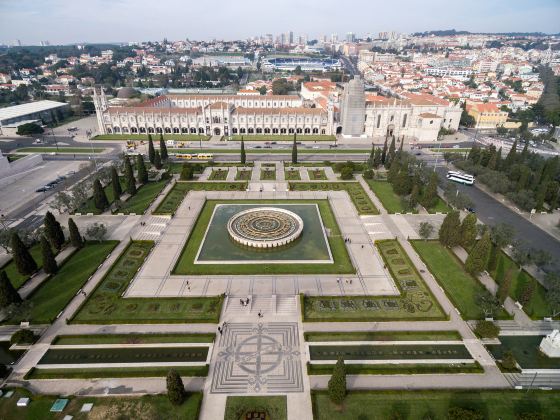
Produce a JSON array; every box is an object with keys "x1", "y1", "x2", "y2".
[{"x1": 434, "y1": 166, "x2": 560, "y2": 272}]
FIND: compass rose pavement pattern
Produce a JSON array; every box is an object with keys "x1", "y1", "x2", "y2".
[{"x1": 210, "y1": 322, "x2": 303, "y2": 393}]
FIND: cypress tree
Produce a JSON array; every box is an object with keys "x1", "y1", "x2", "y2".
[
  {"x1": 367, "y1": 144, "x2": 375, "y2": 167},
  {"x1": 291, "y1": 137, "x2": 298, "y2": 164},
  {"x1": 465, "y1": 230, "x2": 492, "y2": 275},
  {"x1": 328, "y1": 356, "x2": 347, "y2": 405},
  {"x1": 124, "y1": 156, "x2": 137, "y2": 195},
  {"x1": 160, "y1": 135, "x2": 168, "y2": 162},
  {"x1": 111, "y1": 167, "x2": 122, "y2": 199},
  {"x1": 93, "y1": 179, "x2": 109, "y2": 210},
  {"x1": 487, "y1": 243, "x2": 498, "y2": 272},
  {"x1": 68, "y1": 218, "x2": 83, "y2": 248},
  {"x1": 504, "y1": 139, "x2": 517, "y2": 167},
  {"x1": 422, "y1": 172, "x2": 438, "y2": 209},
  {"x1": 180, "y1": 164, "x2": 194, "y2": 180},
  {"x1": 136, "y1": 154, "x2": 148, "y2": 184},
  {"x1": 43, "y1": 211, "x2": 65, "y2": 250},
  {"x1": 240, "y1": 138, "x2": 246, "y2": 164},
  {"x1": 11, "y1": 232, "x2": 37, "y2": 276},
  {"x1": 154, "y1": 150, "x2": 162, "y2": 169},
  {"x1": 0, "y1": 271, "x2": 22, "y2": 307},
  {"x1": 460, "y1": 213, "x2": 478, "y2": 250},
  {"x1": 148, "y1": 134, "x2": 155, "y2": 164},
  {"x1": 409, "y1": 183, "x2": 419, "y2": 209},
  {"x1": 535, "y1": 182, "x2": 547, "y2": 211},
  {"x1": 373, "y1": 147, "x2": 382, "y2": 168},
  {"x1": 41, "y1": 236, "x2": 58, "y2": 275},
  {"x1": 438, "y1": 210, "x2": 461, "y2": 248},
  {"x1": 385, "y1": 136, "x2": 396, "y2": 168},
  {"x1": 166, "y1": 369, "x2": 186, "y2": 405},
  {"x1": 381, "y1": 137, "x2": 388, "y2": 164}
]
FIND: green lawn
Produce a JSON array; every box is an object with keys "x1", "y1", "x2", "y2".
[
  {"x1": 208, "y1": 169, "x2": 228, "y2": 180},
  {"x1": 118, "y1": 180, "x2": 168, "y2": 215},
  {"x1": 1, "y1": 242, "x2": 51, "y2": 289},
  {"x1": 308, "y1": 169, "x2": 328, "y2": 180},
  {"x1": 52, "y1": 333, "x2": 215, "y2": 345},
  {"x1": 225, "y1": 396, "x2": 287, "y2": 420},
  {"x1": 289, "y1": 182, "x2": 379, "y2": 215},
  {"x1": 230, "y1": 134, "x2": 335, "y2": 142},
  {"x1": 8, "y1": 241, "x2": 118, "y2": 324},
  {"x1": 366, "y1": 179, "x2": 408, "y2": 213},
  {"x1": 153, "y1": 182, "x2": 248, "y2": 215},
  {"x1": 0, "y1": 388, "x2": 202, "y2": 420},
  {"x1": 490, "y1": 251, "x2": 551, "y2": 319},
  {"x1": 308, "y1": 362, "x2": 482, "y2": 376},
  {"x1": 260, "y1": 168, "x2": 276, "y2": 180},
  {"x1": 411, "y1": 240, "x2": 509, "y2": 320},
  {"x1": 173, "y1": 199, "x2": 354, "y2": 275},
  {"x1": 311, "y1": 390, "x2": 560, "y2": 420},
  {"x1": 235, "y1": 169, "x2": 252, "y2": 180},
  {"x1": 426, "y1": 196, "x2": 452, "y2": 214},
  {"x1": 71, "y1": 241, "x2": 223, "y2": 324},
  {"x1": 93, "y1": 134, "x2": 209, "y2": 141},
  {"x1": 16, "y1": 147, "x2": 105, "y2": 153},
  {"x1": 284, "y1": 169, "x2": 301, "y2": 180},
  {"x1": 302, "y1": 240, "x2": 445, "y2": 322},
  {"x1": 26, "y1": 366, "x2": 208, "y2": 380},
  {"x1": 304, "y1": 330, "x2": 462, "y2": 342}
]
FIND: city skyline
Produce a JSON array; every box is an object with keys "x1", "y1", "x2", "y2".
[{"x1": 0, "y1": 0, "x2": 559, "y2": 45}]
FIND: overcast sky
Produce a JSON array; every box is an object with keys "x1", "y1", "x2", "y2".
[{"x1": 1, "y1": 0, "x2": 559, "y2": 45}]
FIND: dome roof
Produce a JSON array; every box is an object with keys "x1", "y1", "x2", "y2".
[{"x1": 117, "y1": 87, "x2": 139, "y2": 99}]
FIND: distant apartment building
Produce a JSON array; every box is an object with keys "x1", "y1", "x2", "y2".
[{"x1": 466, "y1": 102, "x2": 508, "y2": 129}]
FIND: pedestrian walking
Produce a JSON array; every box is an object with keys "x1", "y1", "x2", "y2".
[
  {"x1": 218, "y1": 326, "x2": 222, "y2": 335},
  {"x1": 258, "y1": 310, "x2": 263, "y2": 318}
]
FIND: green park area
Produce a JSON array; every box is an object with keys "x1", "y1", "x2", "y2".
[
  {"x1": 411, "y1": 240, "x2": 509, "y2": 320},
  {"x1": 235, "y1": 169, "x2": 252, "y2": 180},
  {"x1": 304, "y1": 330, "x2": 462, "y2": 342},
  {"x1": 173, "y1": 200, "x2": 354, "y2": 275},
  {"x1": 308, "y1": 168, "x2": 328, "y2": 180},
  {"x1": 366, "y1": 179, "x2": 450, "y2": 214},
  {"x1": 52, "y1": 333, "x2": 214, "y2": 345},
  {"x1": 153, "y1": 182, "x2": 248, "y2": 215},
  {"x1": 302, "y1": 240, "x2": 445, "y2": 322},
  {"x1": 16, "y1": 147, "x2": 105, "y2": 154},
  {"x1": 208, "y1": 168, "x2": 228, "y2": 180},
  {"x1": 311, "y1": 390, "x2": 560, "y2": 420},
  {"x1": 260, "y1": 168, "x2": 276, "y2": 180},
  {"x1": 225, "y1": 396, "x2": 287, "y2": 420},
  {"x1": 490, "y1": 251, "x2": 551, "y2": 319},
  {"x1": 71, "y1": 241, "x2": 223, "y2": 324},
  {"x1": 7, "y1": 241, "x2": 118, "y2": 324},
  {"x1": 0, "y1": 388, "x2": 202, "y2": 420},
  {"x1": 93, "y1": 134, "x2": 209, "y2": 141},
  {"x1": 289, "y1": 182, "x2": 379, "y2": 215},
  {"x1": 284, "y1": 168, "x2": 301, "y2": 180},
  {"x1": 1, "y1": 242, "x2": 52, "y2": 289},
  {"x1": 230, "y1": 134, "x2": 335, "y2": 142}
]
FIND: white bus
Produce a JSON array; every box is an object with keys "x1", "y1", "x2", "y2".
[{"x1": 447, "y1": 171, "x2": 475, "y2": 185}]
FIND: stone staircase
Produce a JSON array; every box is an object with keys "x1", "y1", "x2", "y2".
[
  {"x1": 504, "y1": 371, "x2": 560, "y2": 389},
  {"x1": 135, "y1": 216, "x2": 170, "y2": 241},
  {"x1": 496, "y1": 320, "x2": 560, "y2": 335},
  {"x1": 276, "y1": 295, "x2": 298, "y2": 315},
  {"x1": 224, "y1": 295, "x2": 298, "y2": 316}
]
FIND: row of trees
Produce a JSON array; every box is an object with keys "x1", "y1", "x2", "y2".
[
  {"x1": 0, "y1": 212, "x2": 85, "y2": 309},
  {"x1": 456, "y1": 141, "x2": 560, "y2": 212}
]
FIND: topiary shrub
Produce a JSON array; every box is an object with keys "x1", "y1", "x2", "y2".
[{"x1": 10, "y1": 329, "x2": 37, "y2": 345}]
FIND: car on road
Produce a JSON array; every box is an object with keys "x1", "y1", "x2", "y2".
[
  {"x1": 35, "y1": 187, "x2": 48, "y2": 193},
  {"x1": 34, "y1": 139, "x2": 42, "y2": 144}
]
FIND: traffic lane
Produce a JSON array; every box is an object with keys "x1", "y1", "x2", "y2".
[{"x1": 435, "y1": 167, "x2": 560, "y2": 270}]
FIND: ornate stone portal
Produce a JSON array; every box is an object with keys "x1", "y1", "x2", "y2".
[
  {"x1": 540, "y1": 330, "x2": 560, "y2": 357},
  {"x1": 227, "y1": 207, "x2": 304, "y2": 248}
]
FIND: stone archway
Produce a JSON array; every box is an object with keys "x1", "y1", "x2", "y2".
[
  {"x1": 214, "y1": 127, "x2": 221, "y2": 135},
  {"x1": 336, "y1": 126, "x2": 342, "y2": 134}
]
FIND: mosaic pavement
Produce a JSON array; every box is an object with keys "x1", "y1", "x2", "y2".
[{"x1": 210, "y1": 322, "x2": 303, "y2": 393}]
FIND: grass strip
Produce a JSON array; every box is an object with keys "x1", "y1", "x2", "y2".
[{"x1": 52, "y1": 333, "x2": 215, "y2": 345}]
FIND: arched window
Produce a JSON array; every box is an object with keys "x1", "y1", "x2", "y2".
[
  {"x1": 113, "y1": 126, "x2": 121, "y2": 133},
  {"x1": 122, "y1": 127, "x2": 129, "y2": 133},
  {"x1": 248, "y1": 128, "x2": 254, "y2": 134},
  {"x1": 240, "y1": 128, "x2": 246, "y2": 134},
  {"x1": 181, "y1": 127, "x2": 188, "y2": 133},
  {"x1": 156, "y1": 127, "x2": 163, "y2": 133},
  {"x1": 256, "y1": 128, "x2": 262, "y2": 134},
  {"x1": 139, "y1": 127, "x2": 146, "y2": 133},
  {"x1": 198, "y1": 127, "x2": 205, "y2": 134},
  {"x1": 173, "y1": 127, "x2": 180, "y2": 133},
  {"x1": 190, "y1": 127, "x2": 197, "y2": 133},
  {"x1": 264, "y1": 128, "x2": 271, "y2": 134},
  {"x1": 148, "y1": 127, "x2": 155, "y2": 133},
  {"x1": 280, "y1": 128, "x2": 287, "y2": 134},
  {"x1": 288, "y1": 128, "x2": 294, "y2": 134},
  {"x1": 131, "y1": 127, "x2": 138, "y2": 133},
  {"x1": 106, "y1": 127, "x2": 113, "y2": 134},
  {"x1": 321, "y1": 129, "x2": 326, "y2": 134},
  {"x1": 312, "y1": 128, "x2": 318, "y2": 134},
  {"x1": 232, "y1": 128, "x2": 238, "y2": 134},
  {"x1": 304, "y1": 128, "x2": 310, "y2": 134},
  {"x1": 165, "y1": 127, "x2": 172, "y2": 133},
  {"x1": 272, "y1": 128, "x2": 278, "y2": 134}
]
